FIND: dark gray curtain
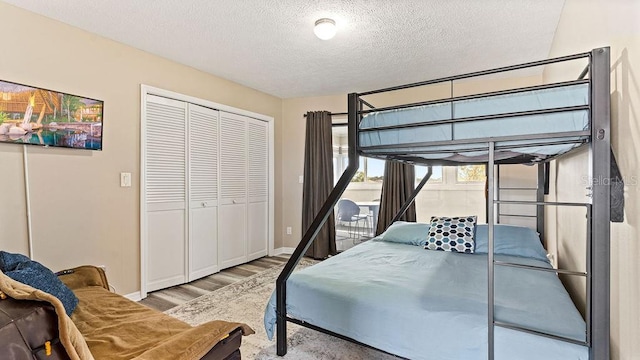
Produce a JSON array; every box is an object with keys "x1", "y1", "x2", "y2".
[
  {"x1": 375, "y1": 161, "x2": 416, "y2": 236},
  {"x1": 302, "y1": 111, "x2": 336, "y2": 259}
]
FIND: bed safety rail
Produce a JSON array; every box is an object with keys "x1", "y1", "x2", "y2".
[{"x1": 356, "y1": 53, "x2": 595, "y2": 165}]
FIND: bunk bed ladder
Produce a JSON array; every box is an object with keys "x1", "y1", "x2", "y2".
[
  {"x1": 488, "y1": 47, "x2": 611, "y2": 360},
  {"x1": 494, "y1": 163, "x2": 547, "y2": 244},
  {"x1": 488, "y1": 148, "x2": 593, "y2": 359},
  {"x1": 487, "y1": 142, "x2": 496, "y2": 360}
]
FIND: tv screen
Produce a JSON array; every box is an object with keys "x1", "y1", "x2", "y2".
[{"x1": 0, "y1": 80, "x2": 103, "y2": 150}]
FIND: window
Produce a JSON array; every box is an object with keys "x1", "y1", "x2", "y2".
[
  {"x1": 457, "y1": 165, "x2": 486, "y2": 182},
  {"x1": 332, "y1": 125, "x2": 348, "y2": 184},
  {"x1": 350, "y1": 158, "x2": 365, "y2": 182},
  {"x1": 350, "y1": 157, "x2": 385, "y2": 183},
  {"x1": 416, "y1": 165, "x2": 443, "y2": 184}
]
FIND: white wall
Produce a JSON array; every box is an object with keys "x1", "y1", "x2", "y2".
[{"x1": 0, "y1": 3, "x2": 282, "y2": 295}]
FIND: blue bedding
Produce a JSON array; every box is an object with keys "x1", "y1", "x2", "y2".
[
  {"x1": 264, "y1": 240, "x2": 588, "y2": 359},
  {"x1": 359, "y1": 83, "x2": 590, "y2": 160}
]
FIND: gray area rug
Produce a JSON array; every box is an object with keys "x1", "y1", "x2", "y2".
[{"x1": 165, "y1": 258, "x2": 397, "y2": 359}]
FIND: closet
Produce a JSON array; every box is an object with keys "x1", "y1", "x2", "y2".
[
  {"x1": 142, "y1": 90, "x2": 271, "y2": 294},
  {"x1": 218, "y1": 112, "x2": 269, "y2": 269}
]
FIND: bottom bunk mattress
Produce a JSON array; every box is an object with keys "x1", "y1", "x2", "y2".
[{"x1": 264, "y1": 233, "x2": 588, "y2": 359}]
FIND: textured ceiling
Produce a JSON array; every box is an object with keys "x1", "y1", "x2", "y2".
[{"x1": 4, "y1": 0, "x2": 565, "y2": 98}]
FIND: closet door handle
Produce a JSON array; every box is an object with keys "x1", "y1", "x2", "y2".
[
  {"x1": 232, "y1": 199, "x2": 238, "y2": 204},
  {"x1": 201, "y1": 202, "x2": 206, "y2": 207}
]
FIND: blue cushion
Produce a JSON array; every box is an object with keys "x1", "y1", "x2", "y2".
[
  {"x1": 380, "y1": 221, "x2": 430, "y2": 246},
  {"x1": 0, "y1": 251, "x2": 78, "y2": 316},
  {"x1": 425, "y1": 216, "x2": 477, "y2": 253},
  {"x1": 474, "y1": 224, "x2": 548, "y2": 262}
]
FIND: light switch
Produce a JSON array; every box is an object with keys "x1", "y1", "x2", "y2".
[
  {"x1": 298, "y1": 175, "x2": 304, "y2": 184},
  {"x1": 120, "y1": 172, "x2": 132, "y2": 187}
]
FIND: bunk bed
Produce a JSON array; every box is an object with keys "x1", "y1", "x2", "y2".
[{"x1": 271, "y1": 47, "x2": 611, "y2": 360}]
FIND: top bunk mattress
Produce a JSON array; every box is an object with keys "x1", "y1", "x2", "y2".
[{"x1": 359, "y1": 83, "x2": 590, "y2": 162}]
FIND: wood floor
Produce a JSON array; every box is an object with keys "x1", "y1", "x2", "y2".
[{"x1": 139, "y1": 255, "x2": 289, "y2": 312}]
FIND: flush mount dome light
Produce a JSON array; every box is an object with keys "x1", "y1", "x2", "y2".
[{"x1": 314, "y1": 18, "x2": 337, "y2": 40}]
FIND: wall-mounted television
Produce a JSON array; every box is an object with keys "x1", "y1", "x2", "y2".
[{"x1": 0, "y1": 80, "x2": 103, "y2": 150}]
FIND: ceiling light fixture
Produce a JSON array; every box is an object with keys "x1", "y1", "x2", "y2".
[{"x1": 314, "y1": 18, "x2": 337, "y2": 40}]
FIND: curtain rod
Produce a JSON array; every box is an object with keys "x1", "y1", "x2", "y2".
[
  {"x1": 302, "y1": 112, "x2": 348, "y2": 127},
  {"x1": 303, "y1": 112, "x2": 348, "y2": 117}
]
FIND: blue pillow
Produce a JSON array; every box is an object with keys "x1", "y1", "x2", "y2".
[
  {"x1": 474, "y1": 224, "x2": 548, "y2": 262},
  {"x1": 0, "y1": 251, "x2": 78, "y2": 316},
  {"x1": 380, "y1": 221, "x2": 430, "y2": 246}
]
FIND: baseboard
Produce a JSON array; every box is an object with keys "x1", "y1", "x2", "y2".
[
  {"x1": 273, "y1": 247, "x2": 295, "y2": 256},
  {"x1": 124, "y1": 291, "x2": 143, "y2": 302}
]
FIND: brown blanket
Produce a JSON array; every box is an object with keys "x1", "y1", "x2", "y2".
[
  {"x1": 1, "y1": 266, "x2": 253, "y2": 360},
  {"x1": 72, "y1": 286, "x2": 253, "y2": 360}
]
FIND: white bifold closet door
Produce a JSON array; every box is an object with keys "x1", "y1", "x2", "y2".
[
  {"x1": 219, "y1": 112, "x2": 248, "y2": 269},
  {"x1": 145, "y1": 97, "x2": 220, "y2": 292},
  {"x1": 218, "y1": 112, "x2": 269, "y2": 269},
  {"x1": 188, "y1": 104, "x2": 219, "y2": 281},
  {"x1": 144, "y1": 94, "x2": 269, "y2": 292},
  {"x1": 247, "y1": 118, "x2": 268, "y2": 261},
  {"x1": 145, "y1": 95, "x2": 188, "y2": 292}
]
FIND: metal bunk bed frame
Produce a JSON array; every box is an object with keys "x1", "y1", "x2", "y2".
[{"x1": 276, "y1": 47, "x2": 610, "y2": 360}]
